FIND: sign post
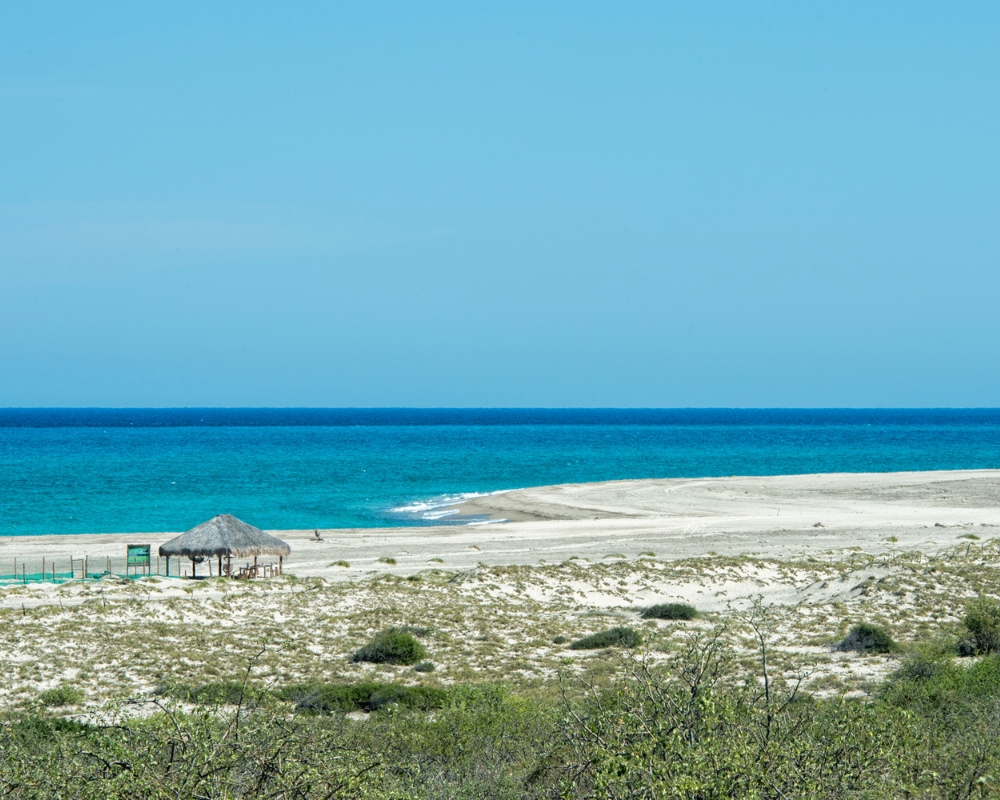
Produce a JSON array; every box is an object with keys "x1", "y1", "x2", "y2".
[{"x1": 126, "y1": 545, "x2": 151, "y2": 577}]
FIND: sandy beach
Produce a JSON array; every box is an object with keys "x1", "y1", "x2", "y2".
[
  {"x1": 5, "y1": 469, "x2": 999, "y2": 586},
  {"x1": 2, "y1": 469, "x2": 999, "y2": 708}
]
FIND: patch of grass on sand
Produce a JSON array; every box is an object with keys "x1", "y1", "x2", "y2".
[{"x1": 39, "y1": 686, "x2": 85, "y2": 707}]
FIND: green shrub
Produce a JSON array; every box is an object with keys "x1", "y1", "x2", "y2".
[
  {"x1": 836, "y1": 623, "x2": 897, "y2": 654},
  {"x1": 413, "y1": 661, "x2": 435, "y2": 673},
  {"x1": 352, "y1": 629, "x2": 428, "y2": 665},
  {"x1": 642, "y1": 603, "x2": 697, "y2": 620},
  {"x1": 961, "y1": 597, "x2": 1000, "y2": 655},
  {"x1": 330, "y1": 560, "x2": 350, "y2": 568},
  {"x1": 157, "y1": 681, "x2": 255, "y2": 705},
  {"x1": 569, "y1": 627, "x2": 641, "y2": 650},
  {"x1": 38, "y1": 686, "x2": 84, "y2": 707},
  {"x1": 378, "y1": 557, "x2": 397, "y2": 565},
  {"x1": 552, "y1": 635, "x2": 568, "y2": 645},
  {"x1": 280, "y1": 682, "x2": 448, "y2": 713},
  {"x1": 882, "y1": 653, "x2": 1000, "y2": 710}
]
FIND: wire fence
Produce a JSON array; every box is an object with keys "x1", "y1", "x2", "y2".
[
  {"x1": 0, "y1": 553, "x2": 283, "y2": 584},
  {"x1": 0, "y1": 554, "x2": 183, "y2": 584}
]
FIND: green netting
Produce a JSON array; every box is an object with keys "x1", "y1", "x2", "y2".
[
  {"x1": 0, "y1": 553, "x2": 247, "y2": 583},
  {"x1": 0, "y1": 555, "x2": 177, "y2": 584},
  {"x1": 0, "y1": 570, "x2": 77, "y2": 584}
]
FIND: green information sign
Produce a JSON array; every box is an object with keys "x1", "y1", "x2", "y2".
[{"x1": 127, "y1": 544, "x2": 151, "y2": 575}]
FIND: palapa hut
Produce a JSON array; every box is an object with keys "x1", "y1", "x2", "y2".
[{"x1": 159, "y1": 514, "x2": 291, "y2": 578}]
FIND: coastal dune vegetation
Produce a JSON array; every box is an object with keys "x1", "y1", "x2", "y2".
[
  {"x1": 5, "y1": 610, "x2": 1000, "y2": 798},
  {"x1": 3, "y1": 537, "x2": 1000, "y2": 796}
]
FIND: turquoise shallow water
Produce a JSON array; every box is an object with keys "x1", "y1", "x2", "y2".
[{"x1": 1, "y1": 409, "x2": 999, "y2": 535}]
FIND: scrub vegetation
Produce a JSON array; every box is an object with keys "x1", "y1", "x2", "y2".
[{"x1": 4, "y1": 540, "x2": 1000, "y2": 796}]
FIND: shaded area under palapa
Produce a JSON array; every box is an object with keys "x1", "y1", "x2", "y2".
[{"x1": 158, "y1": 514, "x2": 290, "y2": 578}]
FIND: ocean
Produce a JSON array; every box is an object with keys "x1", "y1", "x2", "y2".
[{"x1": 1, "y1": 408, "x2": 998, "y2": 536}]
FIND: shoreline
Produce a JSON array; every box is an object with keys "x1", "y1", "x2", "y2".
[
  {"x1": 2, "y1": 469, "x2": 998, "y2": 587},
  {"x1": 2, "y1": 468, "x2": 1000, "y2": 706}
]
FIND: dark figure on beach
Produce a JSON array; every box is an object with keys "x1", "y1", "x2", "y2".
[{"x1": 313, "y1": 529, "x2": 323, "y2": 541}]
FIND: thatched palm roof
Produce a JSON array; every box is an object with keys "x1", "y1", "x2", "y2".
[{"x1": 159, "y1": 514, "x2": 291, "y2": 559}]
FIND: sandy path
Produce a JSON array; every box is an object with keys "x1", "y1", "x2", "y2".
[{"x1": 1, "y1": 470, "x2": 998, "y2": 593}]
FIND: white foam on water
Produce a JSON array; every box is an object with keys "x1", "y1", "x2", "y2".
[{"x1": 390, "y1": 490, "x2": 510, "y2": 522}]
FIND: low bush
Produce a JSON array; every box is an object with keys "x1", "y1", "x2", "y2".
[
  {"x1": 352, "y1": 629, "x2": 428, "y2": 665},
  {"x1": 157, "y1": 681, "x2": 257, "y2": 706},
  {"x1": 642, "y1": 602, "x2": 697, "y2": 621},
  {"x1": 552, "y1": 635, "x2": 568, "y2": 645},
  {"x1": 378, "y1": 557, "x2": 397, "y2": 565},
  {"x1": 569, "y1": 627, "x2": 641, "y2": 650},
  {"x1": 330, "y1": 560, "x2": 350, "y2": 568},
  {"x1": 413, "y1": 661, "x2": 435, "y2": 673},
  {"x1": 38, "y1": 686, "x2": 84, "y2": 707},
  {"x1": 836, "y1": 622, "x2": 897, "y2": 653},
  {"x1": 882, "y1": 653, "x2": 1000, "y2": 710},
  {"x1": 280, "y1": 681, "x2": 448, "y2": 713},
  {"x1": 961, "y1": 596, "x2": 1000, "y2": 655}
]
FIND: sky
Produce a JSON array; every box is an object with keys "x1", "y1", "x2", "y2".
[{"x1": 2, "y1": 3, "x2": 999, "y2": 408}]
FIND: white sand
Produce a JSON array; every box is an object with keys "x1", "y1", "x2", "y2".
[
  {"x1": 2, "y1": 470, "x2": 998, "y2": 596},
  {"x1": 4, "y1": 470, "x2": 998, "y2": 701}
]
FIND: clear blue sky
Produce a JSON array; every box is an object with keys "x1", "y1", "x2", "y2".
[{"x1": 2, "y1": 3, "x2": 998, "y2": 407}]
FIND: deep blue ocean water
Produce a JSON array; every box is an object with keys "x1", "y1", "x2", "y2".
[{"x1": 1, "y1": 409, "x2": 999, "y2": 536}]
